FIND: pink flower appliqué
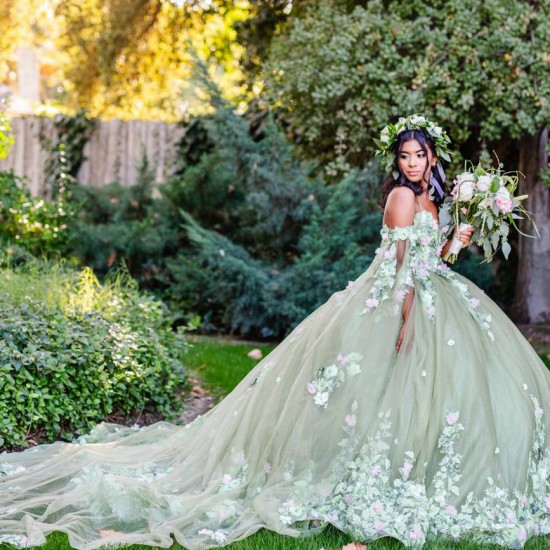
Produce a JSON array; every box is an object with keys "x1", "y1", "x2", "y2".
[
  {"x1": 306, "y1": 383, "x2": 317, "y2": 395},
  {"x1": 409, "y1": 525, "x2": 424, "y2": 540},
  {"x1": 345, "y1": 414, "x2": 357, "y2": 427},
  {"x1": 445, "y1": 505, "x2": 457, "y2": 516},
  {"x1": 446, "y1": 411, "x2": 459, "y2": 425},
  {"x1": 400, "y1": 461, "x2": 413, "y2": 479},
  {"x1": 421, "y1": 235, "x2": 432, "y2": 246},
  {"x1": 370, "y1": 464, "x2": 382, "y2": 476},
  {"x1": 469, "y1": 298, "x2": 480, "y2": 308},
  {"x1": 364, "y1": 298, "x2": 379, "y2": 309},
  {"x1": 371, "y1": 500, "x2": 384, "y2": 513}
]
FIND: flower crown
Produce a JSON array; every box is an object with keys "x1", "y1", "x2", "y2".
[{"x1": 374, "y1": 114, "x2": 453, "y2": 179}]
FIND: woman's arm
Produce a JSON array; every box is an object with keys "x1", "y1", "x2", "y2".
[{"x1": 383, "y1": 188, "x2": 416, "y2": 352}]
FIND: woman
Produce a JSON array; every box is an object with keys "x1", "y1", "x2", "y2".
[{"x1": 1, "y1": 115, "x2": 549, "y2": 549}]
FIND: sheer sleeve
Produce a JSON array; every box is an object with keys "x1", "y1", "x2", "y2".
[{"x1": 361, "y1": 214, "x2": 494, "y2": 340}]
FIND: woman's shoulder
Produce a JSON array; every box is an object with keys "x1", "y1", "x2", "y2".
[{"x1": 386, "y1": 185, "x2": 416, "y2": 206}]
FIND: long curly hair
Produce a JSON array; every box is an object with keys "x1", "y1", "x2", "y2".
[{"x1": 380, "y1": 129, "x2": 445, "y2": 209}]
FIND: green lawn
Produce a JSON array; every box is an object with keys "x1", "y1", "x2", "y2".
[
  {"x1": 183, "y1": 336, "x2": 275, "y2": 401},
  {"x1": 2, "y1": 337, "x2": 549, "y2": 550}
]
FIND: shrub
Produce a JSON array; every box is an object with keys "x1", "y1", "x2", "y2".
[
  {"x1": 0, "y1": 171, "x2": 74, "y2": 255},
  {"x1": 0, "y1": 261, "x2": 188, "y2": 450}
]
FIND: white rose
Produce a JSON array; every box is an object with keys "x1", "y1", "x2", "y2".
[
  {"x1": 458, "y1": 180, "x2": 475, "y2": 202},
  {"x1": 431, "y1": 125, "x2": 443, "y2": 138},
  {"x1": 380, "y1": 134, "x2": 390, "y2": 144},
  {"x1": 496, "y1": 186, "x2": 511, "y2": 201},
  {"x1": 455, "y1": 172, "x2": 475, "y2": 184},
  {"x1": 476, "y1": 175, "x2": 492, "y2": 192}
]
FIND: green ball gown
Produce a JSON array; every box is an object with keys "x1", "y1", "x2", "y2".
[{"x1": 1, "y1": 210, "x2": 549, "y2": 549}]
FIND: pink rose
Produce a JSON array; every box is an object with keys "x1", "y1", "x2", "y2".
[{"x1": 496, "y1": 196, "x2": 513, "y2": 213}]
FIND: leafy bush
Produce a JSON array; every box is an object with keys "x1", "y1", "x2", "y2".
[
  {"x1": 0, "y1": 171, "x2": 74, "y2": 255},
  {"x1": 64, "y1": 154, "x2": 179, "y2": 284},
  {"x1": 0, "y1": 261, "x2": 188, "y2": 450}
]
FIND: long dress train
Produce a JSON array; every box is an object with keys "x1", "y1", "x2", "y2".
[{"x1": 1, "y1": 209, "x2": 549, "y2": 549}]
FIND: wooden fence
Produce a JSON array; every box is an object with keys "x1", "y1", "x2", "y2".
[{"x1": 0, "y1": 116, "x2": 184, "y2": 196}]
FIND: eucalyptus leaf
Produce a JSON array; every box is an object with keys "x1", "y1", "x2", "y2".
[
  {"x1": 502, "y1": 241, "x2": 512, "y2": 259},
  {"x1": 491, "y1": 231, "x2": 500, "y2": 249}
]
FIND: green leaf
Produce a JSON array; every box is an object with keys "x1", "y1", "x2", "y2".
[
  {"x1": 439, "y1": 150, "x2": 451, "y2": 162},
  {"x1": 502, "y1": 241, "x2": 512, "y2": 259}
]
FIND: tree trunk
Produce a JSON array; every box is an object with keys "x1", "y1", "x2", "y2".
[{"x1": 513, "y1": 127, "x2": 550, "y2": 323}]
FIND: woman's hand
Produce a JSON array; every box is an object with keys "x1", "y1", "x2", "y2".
[{"x1": 455, "y1": 225, "x2": 475, "y2": 248}]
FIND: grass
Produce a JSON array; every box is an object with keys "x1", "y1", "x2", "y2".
[
  {"x1": 5, "y1": 525, "x2": 549, "y2": 550},
  {"x1": 183, "y1": 336, "x2": 275, "y2": 401},
  {"x1": 2, "y1": 338, "x2": 549, "y2": 550}
]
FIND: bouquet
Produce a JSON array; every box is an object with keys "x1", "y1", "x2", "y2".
[{"x1": 440, "y1": 163, "x2": 536, "y2": 264}]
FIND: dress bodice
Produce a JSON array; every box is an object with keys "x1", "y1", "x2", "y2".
[{"x1": 362, "y1": 210, "x2": 494, "y2": 340}]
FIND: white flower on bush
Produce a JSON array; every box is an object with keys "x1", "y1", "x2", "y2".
[{"x1": 476, "y1": 175, "x2": 493, "y2": 192}]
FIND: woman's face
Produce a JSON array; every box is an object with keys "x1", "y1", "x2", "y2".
[{"x1": 397, "y1": 139, "x2": 435, "y2": 184}]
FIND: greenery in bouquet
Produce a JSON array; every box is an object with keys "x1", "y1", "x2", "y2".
[{"x1": 440, "y1": 162, "x2": 536, "y2": 264}]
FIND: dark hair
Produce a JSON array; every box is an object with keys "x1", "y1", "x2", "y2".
[{"x1": 380, "y1": 129, "x2": 445, "y2": 209}]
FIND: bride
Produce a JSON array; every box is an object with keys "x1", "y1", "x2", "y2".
[{"x1": 1, "y1": 115, "x2": 549, "y2": 550}]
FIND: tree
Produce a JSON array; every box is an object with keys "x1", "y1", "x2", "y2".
[
  {"x1": 261, "y1": 0, "x2": 550, "y2": 321},
  {"x1": 53, "y1": 0, "x2": 250, "y2": 120}
]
